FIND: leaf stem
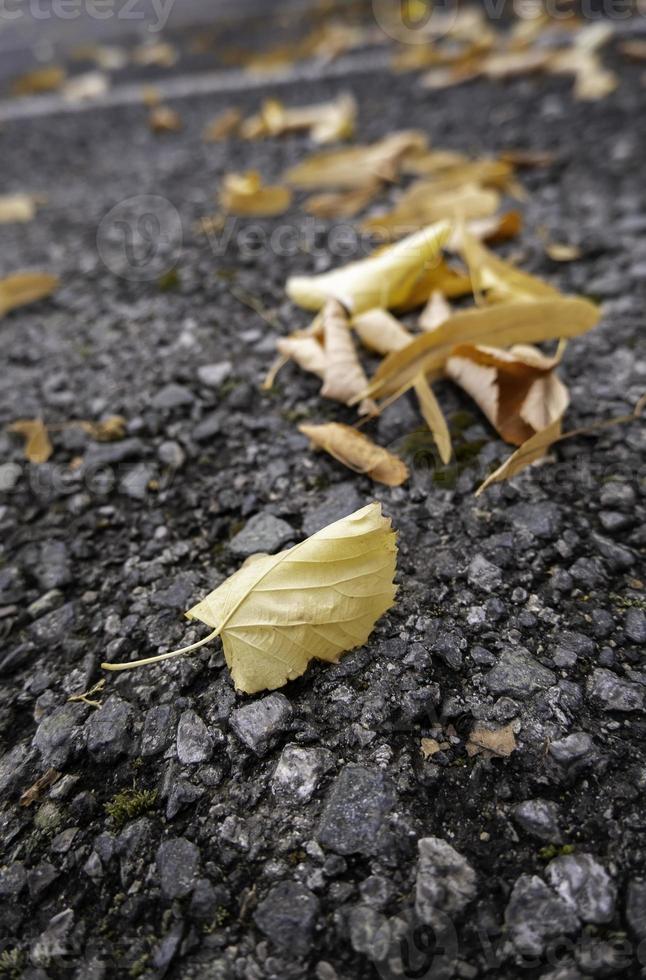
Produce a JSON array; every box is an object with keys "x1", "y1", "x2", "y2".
[{"x1": 101, "y1": 628, "x2": 220, "y2": 672}]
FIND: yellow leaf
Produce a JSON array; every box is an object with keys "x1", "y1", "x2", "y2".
[
  {"x1": 352, "y1": 309, "x2": 413, "y2": 355},
  {"x1": 361, "y1": 297, "x2": 600, "y2": 402},
  {"x1": 394, "y1": 257, "x2": 472, "y2": 310},
  {"x1": 319, "y1": 300, "x2": 375, "y2": 414},
  {"x1": 220, "y1": 171, "x2": 292, "y2": 217},
  {"x1": 402, "y1": 154, "x2": 514, "y2": 192},
  {"x1": 277, "y1": 335, "x2": 327, "y2": 380},
  {"x1": 545, "y1": 242, "x2": 582, "y2": 263},
  {"x1": 299, "y1": 423, "x2": 409, "y2": 487},
  {"x1": 241, "y1": 93, "x2": 356, "y2": 143},
  {"x1": 202, "y1": 108, "x2": 242, "y2": 141},
  {"x1": 413, "y1": 375, "x2": 452, "y2": 464},
  {"x1": 78, "y1": 415, "x2": 128, "y2": 441},
  {"x1": 445, "y1": 343, "x2": 568, "y2": 445},
  {"x1": 103, "y1": 503, "x2": 397, "y2": 694},
  {"x1": 482, "y1": 48, "x2": 552, "y2": 79},
  {"x1": 303, "y1": 183, "x2": 381, "y2": 219},
  {"x1": 286, "y1": 220, "x2": 451, "y2": 314},
  {"x1": 62, "y1": 71, "x2": 109, "y2": 103},
  {"x1": 476, "y1": 417, "x2": 564, "y2": 495},
  {"x1": 0, "y1": 194, "x2": 37, "y2": 224},
  {"x1": 284, "y1": 130, "x2": 427, "y2": 189},
  {"x1": 459, "y1": 228, "x2": 561, "y2": 304},
  {"x1": 133, "y1": 41, "x2": 177, "y2": 67},
  {"x1": 362, "y1": 180, "x2": 500, "y2": 239},
  {"x1": 8, "y1": 419, "x2": 53, "y2": 464},
  {"x1": 149, "y1": 105, "x2": 182, "y2": 132},
  {"x1": 11, "y1": 66, "x2": 65, "y2": 96},
  {"x1": 418, "y1": 290, "x2": 451, "y2": 331},
  {"x1": 0, "y1": 272, "x2": 59, "y2": 318}
]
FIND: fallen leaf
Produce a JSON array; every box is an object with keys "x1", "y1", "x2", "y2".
[
  {"x1": 360, "y1": 297, "x2": 600, "y2": 402},
  {"x1": 203, "y1": 108, "x2": 243, "y2": 141},
  {"x1": 0, "y1": 193, "x2": 38, "y2": 223},
  {"x1": 277, "y1": 334, "x2": 327, "y2": 380},
  {"x1": 241, "y1": 93, "x2": 356, "y2": 143},
  {"x1": 133, "y1": 41, "x2": 178, "y2": 67},
  {"x1": 74, "y1": 43, "x2": 128, "y2": 70},
  {"x1": 545, "y1": 242, "x2": 582, "y2": 262},
  {"x1": 299, "y1": 424, "x2": 409, "y2": 487},
  {"x1": 62, "y1": 71, "x2": 109, "y2": 102},
  {"x1": 319, "y1": 300, "x2": 375, "y2": 414},
  {"x1": 220, "y1": 171, "x2": 292, "y2": 217},
  {"x1": 619, "y1": 40, "x2": 646, "y2": 61},
  {"x1": 19, "y1": 769, "x2": 61, "y2": 807},
  {"x1": 499, "y1": 149, "x2": 555, "y2": 169},
  {"x1": 414, "y1": 374, "x2": 452, "y2": 463},
  {"x1": 362, "y1": 180, "x2": 500, "y2": 239},
  {"x1": 11, "y1": 66, "x2": 65, "y2": 96},
  {"x1": 418, "y1": 290, "x2": 451, "y2": 331},
  {"x1": 352, "y1": 309, "x2": 413, "y2": 354},
  {"x1": 78, "y1": 415, "x2": 128, "y2": 441},
  {"x1": 286, "y1": 220, "x2": 451, "y2": 313},
  {"x1": 103, "y1": 503, "x2": 397, "y2": 693},
  {"x1": 460, "y1": 209, "x2": 523, "y2": 246},
  {"x1": 8, "y1": 419, "x2": 53, "y2": 464},
  {"x1": 482, "y1": 48, "x2": 552, "y2": 79},
  {"x1": 421, "y1": 65, "x2": 481, "y2": 90},
  {"x1": 476, "y1": 417, "x2": 564, "y2": 495},
  {"x1": 284, "y1": 130, "x2": 427, "y2": 189},
  {"x1": 394, "y1": 258, "x2": 472, "y2": 310},
  {"x1": 149, "y1": 105, "x2": 182, "y2": 132},
  {"x1": 420, "y1": 738, "x2": 442, "y2": 758},
  {"x1": 0, "y1": 272, "x2": 58, "y2": 318},
  {"x1": 459, "y1": 228, "x2": 561, "y2": 304},
  {"x1": 401, "y1": 154, "x2": 514, "y2": 191},
  {"x1": 445, "y1": 343, "x2": 568, "y2": 445},
  {"x1": 303, "y1": 183, "x2": 381, "y2": 219},
  {"x1": 141, "y1": 85, "x2": 162, "y2": 107},
  {"x1": 467, "y1": 721, "x2": 517, "y2": 757}
]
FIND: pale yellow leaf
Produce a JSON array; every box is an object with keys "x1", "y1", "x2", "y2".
[
  {"x1": 62, "y1": 71, "x2": 109, "y2": 102},
  {"x1": 467, "y1": 722, "x2": 517, "y2": 757},
  {"x1": 420, "y1": 738, "x2": 442, "y2": 758},
  {"x1": 241, "y1": 93, "x2": 356, "y2": 143},
  {"x1": 362, "y1": 180, "x2": 500, "y2": 239},
  {"x1": 203, "y1": 108, "x2": 242, "y2": 141},
  {"x1": 0, "y1": 272, "x2": 59, "y2": 318},
  {"x1": 133, "y1": 41, "x2": 177, "y2": 67},
  {"x1": 284, "y1": 130, "x2": 427, "y2": 189},
  {"x1": 414, "y1": 375, "x2": 452, "y2": 464},
  {"x1": 286, "y1": 220, "x2": 451, "y2": 314},
  {"x1": 103, "y1": 503, "x2": 397, "y2": 694},
  {"x1": 303, "y1": 183, "x2": 381, "y2": 219},
  {"x1": 8, "y1": 419, "x2": 53, "y2": 464},
  {"x1": 0, "y1": 194, "x2": 37, "y2": 224},
  {"x1": 459, "y1": 227, "x2": 561, "y2": 304},
  {"x1": 476, "y1": 417, "x2": 564, "y2": 495},
  {"x1": 299, "y1": 423, "x2": 409, "y2": 487},
  {"x1": 352, "y1": 309, "x2": 412, "y2": 355},
  {"x1": 319, "y1": 300, "x2": 374, "y2": 412},
  {"x1": 545, "y1": 242, "x2": 582, "y2": 263},
  {"x1": 220, "y1": 171, "x2": 292, "y2": 217},
  {"x1": 418, "y1": 290, "x2": 451, "y2": 331},
  {"x1": 394, "y1": 258, "x2": 472, "y2": 311},
  {"x1": 276, "y1": 335, "x2": 327, "y2": 380},
  {"x1": 482, "y1": 48, "x2": 552, "y2": 79},
  {"x1": 149, "y1": 105, "x2": 182, "y2": 132}
]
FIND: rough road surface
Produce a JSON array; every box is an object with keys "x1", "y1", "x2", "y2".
[{"x1": 1, "y1": 3, "x2": 646, "y2": 979}]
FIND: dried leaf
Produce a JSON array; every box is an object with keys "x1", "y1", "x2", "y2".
[
  {"x1": 352, "y1": 309, "x2": 412, "y2": 355},
  {"x1": 467, "y1": 722, "x2": 517, "y2": 757},
  {"x1": 104, "y1": 503, "x2": 397, "y2": 694},
  {"x1": 149, "y1": 105, "x2": 182, "y2": 132},
  {"x1": 303, "y1": 183, "x2": 381, "y2": 219},
  {"x1": 220, "y1": 171, "x2": 292, "y2": 217},
  {"x1": 8, "y1": 419, "x2": 53, "y2": 464},
  {"x1": 402, "y1": 154, "x2": 514, "y2": 191},
  {"x1": 241, "y1": 93, "x2": 356, "y2": 143},
  {"x1": 482, "y1": 48, "x2": 552, "y2": 79},
  {"x1": 319, "y1": 300, "x2": 375, "y2": 414},
  {"x1": 286, "y1": 220, "x2": 451, "y2": 314},
  {"x1": 133, "y1": 41, "x2": 177, "y2": 67},
  {"x1": 420, "y1": 738, "x2": 443, "y2": 758},
  {"x1": 284, "y1": 130, "x2": 427, "y2": 189},
  {"x1": 78, "y1": 415, "x2": 128, "y2": 441},
  {"x1": 19, "y1": 769, "x2": 61, "y2": 807},
  {"x1": 277, "y1": 335, "x2": 327, "y2": 380},
  {"x1": 362, "y1": 180, "x2": 500, "y2": 239},
  {"x1": 459, "y1": 209, "x2": 523, "y2": 246},
  {"x1": 299, "y1": 424, "x2": 409, "y2": 487},
  {"x1": 414, "y1": 375, "x2": 452, "y2": 464},
  {"x1": 12, "y1": 66, "x2": 65, "y2": 96},
  {"x1": 203, "y1": 108, "x2": 242, "y2": 141},
  {"x1": 545, "y1": 242, "x2": 582, "y2": 262},
  {"x1": 0, "y1": 272, "x2": 58, "y2": 318},
  {"x1": 0, "y1": 194, "x2": 37, "y2": 224},
  {"x1": 62, "y1": 71, "x2": 109, "y2": 102},
  {"x1": 394, "y1": 258, "x2": 472, "y2": 311},
  {"x1": 360, "y1": 297, "x2": 599, "y2": 402},
  {"x1": 445, "y1": 343, "x2": 568, "y2": 445},
  {"x1": 418, "y1": 291, "x2": 451, "y2": 331},
  {"x1": 499, "y1": 149, "x2": 554, "y2": 169},
  {"x1": 459, "y1": 228, "x2": 560, "y2": 304},
  {"x1": 477, "y1": 417, "x2": 565, "y2": 495},
  {"x1": 619, "y1": 40, "x2": 646, "y2": 61}
]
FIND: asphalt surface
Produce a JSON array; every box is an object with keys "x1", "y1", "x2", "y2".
[{"x1": 1, "y1": 3, "x2": 646, "y2": 979}]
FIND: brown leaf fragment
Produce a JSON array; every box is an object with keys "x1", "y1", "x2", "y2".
[
  {"x1": 476, "y1": 417, "x2": 563, "y2": 495},
  {"x1": 467, "y1": 721, "x2": 517, "y2": 758},
  {"x1": 420, "y1": 738, "x2": 442, "y2": 758},
  {"x1": 0, "y1": 272, "x2": 58, "y2": 318},
  {"x1": 203, "y1": 108, "x2": 242, "y2": 141},
  {"x1": 499, "y1": 149, "x2": 555, "y2": 169},
  {"x1": 8, "y1": 419, "x2": 53, "y2": 464},
  {"x1": 220, "y1": 171, "x2": 292, "y2": 217},
  {"x1": 20, "y1": 769, "x2": 61, "y2": 807},
  {"x1": 149, "y1": 105, "x2": 182, "y2": 132},
  {"x1": 414, "y1": 374, "x2": 452, "y2": 464},
  {"x1": 78, "y1": 415, "x2": 128, "y2": 442},
  {"x1": 299, "y1": 423, "x2": 409, "y2": 486}
]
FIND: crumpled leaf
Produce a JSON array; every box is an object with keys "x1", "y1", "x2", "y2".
[
  {"x1": 284, "y1": 130, "x2": 427, "y2": 189},
  {"x1": 286, "y1": 220, "x2": 451, "y2": 314},
  {"x1": 362, "y1": 180, "x2": 500, "y2": 239},
  {"x1": 8, "y1": 419, "x2": 53, "y2": 464},
  {"x1": 103, "y1": 502, "x2": 397, "y2": 694},
  {"x1": 445, "y1": 343, "x2": 568, "y2": 445},
  {"x1": 359, "y1": 297, "x2": 600, "y2": 403},
  {"x1": 203, "y1": 108, "x2": 242, "y2": 141},
  {"x1": 466, "y1": 721, "x2": 517, "y2": 757},
  {"x1": 0, "y1": 272, "x2": 59, "y2": 318},
  {"x1": 413, "y1": 375, "x2": 452, "y2": 464},
  {"x1": 303, "y1": 183, "x2": 381, "y2": 219},
  {"x1": 0, "y1": 194, "x2": 38, "y2": 223},
  {"x1": 319, "y1": 300, "x2": 376, "y2": 414},
  {"x1": 149, "y1": 105, "x2": 182, "y2": 132},
  {"x1": 241, "y1": 93, "x2": 356, "y2": 143},
  {"x1": 299, "y1": 423, "x2": 409, "y2": 487},
  {"x1": 277, "y1": 334, "x2": 327, "y2": 380},
  {"x1": 459, "y1": 228, "x2": 560, "y2": 304},
  {"x1": 220, "y1": 171, "x2": 292, "y2": 217},
  {"x1": 352, "y1": 309, "x2": 412, "y2": 355}
]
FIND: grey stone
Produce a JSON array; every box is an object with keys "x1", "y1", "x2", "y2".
[
  {"x1": 119, "y1": 463, "x2": 153, "y2": 500},
  {"x1": 553, "y1": 631, "x2": 595, "y2": 668},
  {"x1": 254, "y1": 880, "x2": 319, "y2": 956},
  {"x1": 176, "y1": 709, "x2": 213, "y2": 764},
  {"x1": 151, "y1": 383, "x2": 194, "y2": 409},
  {"x1": 626, "y1": 878, "x2": 646, "y2": 940},
  {"x1": 505, "y1": 874, "x2": 579, "y2": 957},
  {"x1": 468, "y1": 554, "x2": 502, "y2": 593},
  {"x1": 28, "y1": 589, "x2": 64, "y2": 620},
  {"x1": 513, "y1": 799, "x2": 563, "y2": 843},
  {"x1": 0, "y1": 461, "x2": 21, "y2": 491},
  {"x1": 82, "y1": 438, "x2": 144, "y2": 470},
  {"x1": 415, "y1": 837, "x2": 477, "y2": 928},
  {"x1": 587, "y1": 668, "x2": 645, "y2": 712},
  {"x1": 549, "y1": 732, "x2": 595, "y2": 767},
  {"x1": 29, "y1": 602, "x2": 75, "y2": 644},
  {"x1": 36, "y1": 540, "x2": 71, "y2": 591},
  {"x1": 141, "y1": 704, "x2": 176, "y2": 757},
  {"x1": 0, "y1": 862, "x2": 26, "y2": 897},
  {"x1": 197, "y1": 362, "x2": 232, "y2": 388},
  {"x1": 85, "y1": 696, "x2": 135, "y2": 763},
  {"x1": 599, "y1": 482, "x2": 635, "y2": 510},
  {"x1": 545, "y1": 854, "x2": 616, "y2": 924},
  {"x1": 485, "y1": 648, "x2": 556, "y2": 698},
  {"x1": 317, "y1": 765, "x2": 395, "y2": 856},
  {"x1": 625, "y1": 608, "x2": 646, "y2": 644},
  {"x1": 230, "y1": 693, "x2": 292, "y2": 756},
  {"x1": 166, "y1": 779, "x2": 204, "y2": 820},
  {"x1": 156, "y1": 838, "x2": 200, "y2": 899},
  {"x1": 358, "y1": 875, "x2": 393, "y2": 910},
  {"x1": 508, "y1": 502, "x2": 562, "y2": 539},
  {"x1": 33, "y1": 703, "x2": 85, "y2": 767},
  {"x1": 192, "y1": 411, "x2": 223, "y2": 441},
  {"x1": 347, "y1": 905, "x2": 391, "y2": 961},
  {"x1": 30, "y1": 908, "x2": 74, "y2": 968},
  {"x1": 229, "y1": 512, "x2": 294, "y2": 558},
  {"x1": 591, "y1": 532, "x2": 635, "y2": 570},
  {"x1": 271, "y1": 744, "x2": 334, "y2": 802},
  {"x1": 157, "y1": 440, "x2": 185, "y2": 468},
  {"x1": 302, "y1": 482, "x2": 363, "y2": 537}
]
